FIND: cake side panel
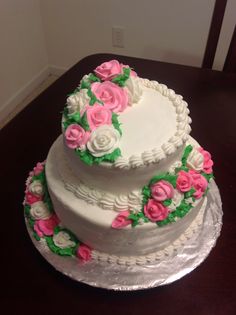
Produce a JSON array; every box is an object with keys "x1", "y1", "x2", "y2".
[{"x1": 45, "y1": 137, "x2": 206, "y2": 257}]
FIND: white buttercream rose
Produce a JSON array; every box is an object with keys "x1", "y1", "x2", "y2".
[
  {"x1": 80, "y1": 74, "x2": 91, "y2": 85},
  {"x1": 125, "y1": 76, "x2": 143, "y2": 105},
  {"x1": 29, "y1": 180, "x2": 44, "y2": 196},
  {"x1": 67, "y1": 89, "x2": 90, "y2": 114},
  {"x1": 186, "y1": 148, "x2": 204, "y2": 171},
  {"x1": 30, "y1": 201, "x2": 51, "y2": 220},
  {"x1": 53, "y1": 231, "x2": 76, "y2": 249},
  {"x1": 168, "y1": 190, "x2": 184, "y2": 212},
  {"x1": 87, "y1": 125, "x2": 120, "y2": 157}
]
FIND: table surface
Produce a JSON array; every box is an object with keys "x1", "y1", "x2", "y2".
[{"x1": 1, "y1": 54, "x2": 236, "y2": 313}]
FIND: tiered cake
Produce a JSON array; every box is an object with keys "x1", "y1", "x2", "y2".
[{"x1": 24, "y1": 60, "x2": 214, "y2": 265}]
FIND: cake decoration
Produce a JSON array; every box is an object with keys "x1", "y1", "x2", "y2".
[
  {"x1": 63, "y1": 60, "x2": 142, "y2": 165},
  {"x1": 24, "y1": 60, "x2": 219, "y2": 271},
  {"x1": 112, "y1": 144, "x2": 214, "y2": 228},
  {"x1": 24, "y1": 162, "x2": 92, "y2": 262}
]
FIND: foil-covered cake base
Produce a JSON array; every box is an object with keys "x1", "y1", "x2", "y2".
[{"x1": 25, "y1": 181, "x2": 222, "y2": 291}]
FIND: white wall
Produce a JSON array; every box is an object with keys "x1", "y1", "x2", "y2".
[
  {"x1": 40, "y1": 0, "x2": 215, "y2": 70},
  {"x1": 0, "y1": 0, "x2": 48, "y2": 120}
]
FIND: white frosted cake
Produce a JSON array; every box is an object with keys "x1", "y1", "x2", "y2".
[{"x1": 24, "y1": 60, "x2": 214, "y2": 265}]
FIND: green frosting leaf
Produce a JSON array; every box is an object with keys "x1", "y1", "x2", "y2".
[
  {"x1": 148, "y1": 174, "x2": 177, "y2": 188},
  {"x1": 63, "y1": 112, "x2": 81, "y2": 130},
  {"x1": 142, "y1": 185, "x2": 151, "y2": 205},
  {"x1": 24, "y1": 205, "x2": 31, "y2": 217},
  {"x1": 76, "y1": 148, "x2": 121, "y2": 165},
  {"x1": 44, "y1": 236, "x2": 77, "y2": 257},
  {"x1": 128, "y1": 211, "x2": 148, "y2": 228},
  {"x1": 87, "y1": 88, "x2": 100, "y2": 105},
  {"x1": 69, "y1": 112, "x2": 81, "y2": 123},
  {"x1": 202, "y1": 172, "x2": 214, "y2": 182},
  {"x1": 80, "y1": 112, "x2": 90, "y2": 131},
  {"x1": 28, "y1": 217, "x2": 35, "y2": 230},
  {"x1": 112, "y1": 113, "x2": 122, "y2": 135},
  {"x1": 184, "y1": 188, "x2": 196, "y2": 199},
  {"x1": 76, "y1": 149, "x2": 94, "y2": 165},
  {"x1": 163, "y1": 199, "x2": 172, "y2": 207},
  {"x1": 181, "y1": 145, "x2": 193, "y2": 167},
  {"x1": 80, "y1": 79, "x2": 90, "y2": 90},
  {"x1": 33, "y1": 232, "x2": 40, "y2": 241},
  {"x1": 94, "y1": 148, "x2": 122, "y2": 164},
  {"x1": 88, "y1": 73, "x2": 101, "y2": 82},
  {"x1": 112, "y1": 67, "x2": 131, "y2": 87}
]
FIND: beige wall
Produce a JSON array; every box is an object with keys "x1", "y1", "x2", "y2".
[
  {"x1": 40, "y1": 0, "x2": 215, "y2": 69},
  {"x1": 1, "y1": 0, "x2": 234, "y2": 125},
  {"x1": 0, "y1": 0, "x2": 48, "y2": 118}
]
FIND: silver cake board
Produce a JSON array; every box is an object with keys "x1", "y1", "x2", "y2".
[{"x1": 25, "y1": 181, "x2": 222, "y2": 291}]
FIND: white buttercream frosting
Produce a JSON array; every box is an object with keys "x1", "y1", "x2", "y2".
[
  {"x1": 30, "y1": 201, "x2": 51, "y2": 220},
  {"x1": 186, "y1": 147, "x2": 204, "y2": 171},
  {"x1": 168, "y1": 190, "x2": 184, "y2": 212},
  {"x1": 67, "y1": 89, "x2": 90, "y2": 114},
  {"x1": 87, "y1": 125, "x2": 120, "y2": 157},
  {"x1": 28, "y1": 180, "x2": 44, "y2": 196},
  {"x1": 63, "y1": 77, "x2": 191, "y2": 170},
  {"x1": 53, "y1": 231, "x2": 76, "y2": 249},
  {"x1": 125, "y1": 76, "x2": 143, "y2": 105}
]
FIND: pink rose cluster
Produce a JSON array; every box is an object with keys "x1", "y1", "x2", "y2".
[
  {"x1": 176, "y1": 170, "x2": 208, "y2": 199},
  {"x1": 25, "y1": 163, "x2": 93, "y2": 263},
  {"x1": 144, "y1": 180, "x2": 174, "y2": 222},
  {"x1": 25, "y1": 162, "x2": 61, "y2": 238},
  {"x1": 65, "y1": 60, "x2": 134, "y2": 151},
  {"x1": 94, "y1": 59, "x2": 137, "y2": 81},
  {"x1": 198, "y1": 147, "x2": 213, "y2": 174},
  {"x1": 28, "y1": 161, "x2": 45, "y2": 177}
]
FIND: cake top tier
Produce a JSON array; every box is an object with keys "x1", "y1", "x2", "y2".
[{"x1": 62, "y1": 60, "x2": 191, "y2": 169}]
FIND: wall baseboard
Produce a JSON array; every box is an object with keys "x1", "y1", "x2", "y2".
[
  {"x1": 49, "y1": 64, "x2": 68, "y2": 76},
  {"x1": 0, "y1": 66, "x2": 50, "y2": 128},
  {"x1": 0, "y1": 65, "x2": 69, "y2": 129}
]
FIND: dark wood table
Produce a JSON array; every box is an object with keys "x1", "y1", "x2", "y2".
[{"x1": 1, "y1": 54, "x2": 236, "y2": 314}]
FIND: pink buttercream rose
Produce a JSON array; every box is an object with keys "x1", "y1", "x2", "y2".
[
  {"x1": 25, "y1": 191, "x2": 42, "y2": 205},
  {"x1": 198, "y1": 147, "x2": 213, "y2": 174},
  {"x1": 189, "y1": 170, "x2": 208, "y2": 199},
  {"x1": 91, "y1": 81, "x2": 128, "y2": 113},
  {"x1": 33, "y1": 162, "x2": 44, "y2": 175},
  {"x1": 86, "y1": 103, "x2": 112, "y2": 131},
  {"x1": 144, "y1": 199, "x2": 169, "y2": 222},
  {"x1": 94, "y1": 60, "x2": 123, "y2": 81},
  {"x1": 77, "y1": 244, "x2": 92, "y2": 262},
  {"x1": 65, "y1": 124, "x2": 90, "y2": 149},
  {"x1": 111, "y1": 210, "x2": 132, "y2": 229},
  {"x1": 176, "y1": 170, "x2": 192, "y2": 192},
  {"x1": 151, "y1": 180, "x2": 174, "y2": 202},
  {"x1": 34, "y1": 214, "x2": 60, "y2": 237}
]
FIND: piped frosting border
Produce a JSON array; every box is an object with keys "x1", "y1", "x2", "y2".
[
  {"x1": 24, "y1": 161, "x2": 207, "y2": 266},
  {"x1": 113, "y1": 79, "x2": 192, "y2": 169}
]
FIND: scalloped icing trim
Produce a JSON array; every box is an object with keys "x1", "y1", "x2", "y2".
[
  {"x1": 112, "y1": 78, "x2": 192, "y2": 169},
  {"x1": 24, "y1": 162, "x2": 207, "y2": 266},
  {"x1": 58, "y1": 141, "x2": 203, "y2": 213},
  {"x1": 91, "y1": 197, "x2": 206, "y2": 265}
]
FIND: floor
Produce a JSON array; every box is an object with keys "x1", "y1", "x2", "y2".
[{"x1": 0, "y1": 74, "x2": 59, "y2": 129}]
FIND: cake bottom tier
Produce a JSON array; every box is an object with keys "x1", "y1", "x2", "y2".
[{"x1": 45, "y1": 137, "x2": 207, "y2": 263}]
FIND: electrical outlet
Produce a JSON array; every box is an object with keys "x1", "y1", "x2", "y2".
[{"x1": 112, "y1": 27, "x2": 124, "y2": 48}]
